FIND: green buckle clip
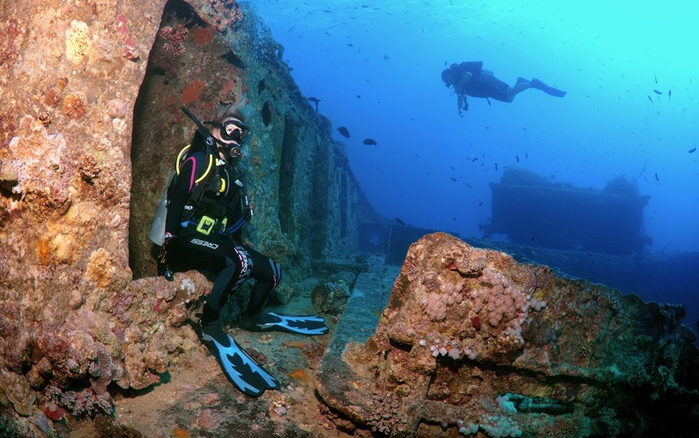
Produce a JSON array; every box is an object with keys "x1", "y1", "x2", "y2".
[{"x1": 196, "y1": 216, "x2": 217, "y2": 235}]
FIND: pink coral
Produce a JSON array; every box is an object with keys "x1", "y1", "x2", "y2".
[
  {"x1": 158, "y1": 24, "x2": 188, "y2": 57},
  {"x1": 116, "y1": 14, "x2": 140, "y2": 60}
]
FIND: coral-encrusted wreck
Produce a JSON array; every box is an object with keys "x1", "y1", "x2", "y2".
[
  {"x1": 1, "y1": 0, "x2": 368, "y2": 435},
  {"x1": 1, "y1": 0, "x2": 698, "y2": 436},
  {"x1": 316, "y1": 233, "x2": 699, "y2": 437}
]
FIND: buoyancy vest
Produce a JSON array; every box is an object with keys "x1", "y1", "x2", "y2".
[{"x1": 149, "y1": 145, "x2": 251, "y2": 245}]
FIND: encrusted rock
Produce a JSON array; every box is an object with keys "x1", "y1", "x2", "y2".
[
  {"x1": 0, "y1": 370, "x2": 36, "y2": 416},
  {"x1": 311, "y1": 281, "x2": 350, "y2": 315},
  {"x1": 316, "y1": 232, "x2": 699, "y2": 437}
]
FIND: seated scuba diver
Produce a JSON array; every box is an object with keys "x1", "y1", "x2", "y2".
[
  {"x1": 153, "y1": 102, "x2": 328, "y2": 397},
  {"x1": 441, "y1": 61, "x2": 566, "y2": 116}
]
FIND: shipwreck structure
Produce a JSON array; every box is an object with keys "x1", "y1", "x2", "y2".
[
  {"x1": 0, "y1": 1, "x2": 697, "y2": 437},
  {"x1": 484, "y1": 167, "x2": 651, "y2": 254}
]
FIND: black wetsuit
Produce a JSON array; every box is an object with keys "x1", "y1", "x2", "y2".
[
  {"x1": 164, "y1": 136, "x2": 282, "y2": 325},
  {"x1": 451, "y1": 61, "x2": 511, "y2": 102}
]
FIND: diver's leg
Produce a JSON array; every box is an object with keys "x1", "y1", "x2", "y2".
[
  {"x1": 505, "y1": 79, "x2": 532, "y2": 102},
  {"x1": 194, "y1": 244, "x2": 279, "y2": 396},
  {"x1": 239, "y1": 247, "x2": 328, "y2": 335},
  {"x1": 201, "y1": 246, "x2": 252, "y2": 324},
  {"x1": 241, "y1": 247, "x2": 282, "y2": 319}
]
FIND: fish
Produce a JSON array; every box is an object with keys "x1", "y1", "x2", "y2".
[
  {"x1": 654, "y1": 74, "x2": 658, "y2": 84},
  {"x1": 655, "y1": 172, "x2": 660, "y2": 181},
  {"x1": 653, "y1": 89, "x2": 662, "y2": 95},
  {"x1": 450, "y1": 177, "x2": 457, "y2": 181},
  {"x1": 689, "y1": 147, "x2": 697, "y2": 153},
  {"x1": 471, "y1": 157, "x2": 478, "y2": 162},
  {"x1": 516, "y1": 155, "x2": 520, "y2": 163},
  {"x1": 337, "y1": 126, "x2": 350, "y2": 138},
  {"x1": 668, "y1": 89, "x2": 672, "y2": 100},
  {"x1": 363, "y1": 138, "x2": 378, "y2": 146},
  {"x1": 395, "y1": 217, "x2": 405, "y2": 226},
  {"x1": 495, "y1": 162, "x2": 498, "y2": 171},
  {"x1": 647, "y1": 95, "x2": 653, "y2": 103}
]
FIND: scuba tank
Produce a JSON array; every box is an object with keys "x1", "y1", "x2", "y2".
[
  {"x1": 148, "y1": 172, "x2": 174, "y2": 246},
  {"x1": 148, "y1": 106, "x2": 218, "y2": 246}
]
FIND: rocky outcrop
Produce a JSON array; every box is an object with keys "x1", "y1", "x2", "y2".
[
  {"x1": 316, "y1": 233, "x2": 699, "y2": 437},
  {"x1": 1, "y1": 0, "x2": 168, "y2": 431}
]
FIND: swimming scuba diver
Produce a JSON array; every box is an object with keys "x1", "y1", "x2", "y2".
[
  {"x1": 151, "y1": 101, "x2": 328, "y2": 397},
  {"x1": 441, "y1": 61, "x2": 566, "y2": 116}
]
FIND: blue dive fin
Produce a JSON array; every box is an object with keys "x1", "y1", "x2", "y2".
[
  {"x1": 197, "y1": 322, "x2": 279, "y2": 397},
  {"x1": 251, "y1": 312, "x2": 329, "y2": 336}
]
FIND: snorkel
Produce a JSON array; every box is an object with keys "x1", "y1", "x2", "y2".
[
  {"x1": 182, "y1": 106, "x2": 246, "y2": 159},
  {"x1": 182, "y1": 106, "x2": 219, "y2": 155}
]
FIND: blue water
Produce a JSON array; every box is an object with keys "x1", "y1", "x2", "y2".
[
  {"x1": 250, "y1": 1, "x2": 699, "y2": 332},
  {"x1": 252, "y1": 0, "x2": 698, "y2": 254}
]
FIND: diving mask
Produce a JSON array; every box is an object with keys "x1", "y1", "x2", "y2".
[{"x1": 205, "y1": 118, "x2": 249, "y2": 158}]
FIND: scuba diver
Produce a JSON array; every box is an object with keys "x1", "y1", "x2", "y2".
[
  {"x1": 441, "y1": 61, "x2": 566, "y2": 116},
  {"x1": 150, "y1": 101, "x2": 328, "y2": 397}
]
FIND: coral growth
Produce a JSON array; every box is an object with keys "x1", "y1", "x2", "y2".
[
  {"x1": 365, "y1": 389, "x2": 403, "y2": 435},
  {"x1": 0, "y1": 111, "x2": 16, "y2": 146},
  {"x1": 207, "y1": 0, "x2": 244, "y2": 33},
  {"x1": 311, "y1": 281, "x2": 349, "y2": 315},
  {"x1": 8, "y1": 116, "x2": 73, "y2": 215},
  {"x1": 116, "y1": 14, "x2": 140, "y2": 61},
  {"x1": 65, "y1": 20, "x2": 91, "y2": 64},
  {"x1": 180, "y1": 79, "x2": 205, "y2": 105},
  {"x1": 0, "y1": 369, "x2": 36, "y2": 416},
  {"x1": 300, "y1": 342, "x2": 325, "y2": 370},
  {"x1": 77, "y1": 154, "x2": 101, "y2": 183},
  {"x1": 62, "y1": 92, "x2": 88, "y2": 119},
  {"x1": 316, "y1": 233, "x2": 699, "y2": 437},
  {"x1": 0, "y1": 300, "x2": 29, "y2": 372},
  {"x1": 85, "y1": 247, "x2": 123, "y2": 290},
  {"x1": 158, "y1": 24, "x2": 189, "y2": 57},
  {"x1": 192, "y1": 26, "x2": 215, "y2": 46},
  {"x1": 0, "y1": 19, "x2": 23, "y2": 70}
]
